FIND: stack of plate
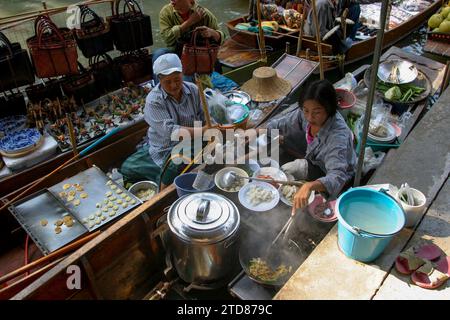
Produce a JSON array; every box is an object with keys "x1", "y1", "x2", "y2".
[{"x1": 368, "y1": 122, "x2": 397, "y2": 144}]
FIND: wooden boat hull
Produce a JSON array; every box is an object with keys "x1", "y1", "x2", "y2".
[
  {"x1": 344, "y1": 0, "x2": 442, "y2": 66},
  {"x1": 226, "y1": 16, "x2": 298, "y2": 49}
]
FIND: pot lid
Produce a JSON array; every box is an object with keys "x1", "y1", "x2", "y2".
[{"x1": 168, "y1": 192, "x2": 240, "y2": 244}]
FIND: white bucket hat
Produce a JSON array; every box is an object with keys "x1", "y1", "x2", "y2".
[{"x1": 153, "y1": 53, "x2": 182, "y2": 76}]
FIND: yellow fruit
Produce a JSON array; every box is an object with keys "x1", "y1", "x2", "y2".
[
  {"x1": 428, "y1": 14, "x2": 443, "y2": 28},
  {"x1": 441, "y1": 7, "x2": 450, "y2": 18},
  {"x1": 439, "y1": 20, "x2": 450, "y2": 33}
]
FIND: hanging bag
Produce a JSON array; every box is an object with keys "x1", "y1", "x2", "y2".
[
  {"x1": 27, "y1": 15, "x2": 78, "y2": 78},
  {"x1": 0, "y1": 32, "x2": 35, "y2": 92},
  {"x1": 108, "y1": 0, "x2": 153, "y2": 52},
  {"x1": 62, "y1": 62, "x2": 98, "y2": 104},
  {"x1": 114, "y1": 49, "x2": 152, "y2": 83},
  {"x1": 181, "y1": 30, "x2": 219, "y2": 76},
  {"x1": 74, "y1": 5, "x2": 114, "y2": 58},
  {"x1": 89, "y1": 53, "x2": 122, "y2": 94},
  {"x1": 0, "y1": 89, "x2": 27, "y2": 118}
]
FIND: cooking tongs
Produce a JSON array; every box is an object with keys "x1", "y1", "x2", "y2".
[{"x1": 271, "y1": 215, "x2": 295, "y2": 247}]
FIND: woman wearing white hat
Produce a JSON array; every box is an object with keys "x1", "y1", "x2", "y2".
[
  {"x1": 120, "y1": 53, "x2": 212, "y2": 189},
  {"x1": 266, "y1": 79, "x2": 356, "y2": 213}
]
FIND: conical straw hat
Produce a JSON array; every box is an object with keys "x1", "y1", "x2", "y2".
[{"x1": 241, "y1": 67, "x2": 292, "y2": 102}]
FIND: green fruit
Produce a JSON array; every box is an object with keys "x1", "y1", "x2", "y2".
[
  {"x1": 429, "y1": 14, "x2": 443, "y2": 28},
  {"x1": 441, "y1": 7, "x2": 450, "y2": 18},
  {"x1": 447, "y1": 14, "x2": 450, "y2": 21},
  {"x1": 433, "y1": 27, "x2": 440, "y2": 32},
  {"x1": 439, "y1": 20, "x2": 450, "y2": 33}
]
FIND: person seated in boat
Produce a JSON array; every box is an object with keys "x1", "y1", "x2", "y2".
[
  {"x1": 265, "y1": 79, "x2": 356, "y2": 212},
  {"x1": 153, "y1": 0, "x2": 225, "y2": 81},
  {"x1": 337, "y1": 0, "x2": 361, "y2": 41},
  {"x1": 120, "y1": 53, "x2": 210, "y2": 189},
  {"x1": 303, "y1": 0, "x2": 351, "y2": 54}
]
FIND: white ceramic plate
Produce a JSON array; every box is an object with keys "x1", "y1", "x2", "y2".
[
  {"x1": 253, "y1": 167, "x2": 287, "y2": 182},
  {"x1": 279, "y1": 185, "x2": 315, "y2": 207},
  {"x1": 238, "y1": 181, "x2": 280, "y2": 212}
]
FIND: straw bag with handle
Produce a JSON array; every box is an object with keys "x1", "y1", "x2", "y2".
[
  {"x1": 27, "y1": 15, "x2": 78, "y2": 78},
  {"x1": 181, "y1": 30, "x2": 219, "y2": 76}
]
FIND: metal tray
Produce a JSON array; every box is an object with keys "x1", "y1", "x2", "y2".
[
  {"x1": 9, "y1": 189, "x2": 87, "y2": 255},
  {"x1": 48, "y1": 166, "x2": 141, "y2": 232},
  {"x1": 272, "y1": 53, "x2": 319, "y2": 93}
]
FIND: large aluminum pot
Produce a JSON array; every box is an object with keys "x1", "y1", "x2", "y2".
[{"x1": 167, "y1": 192, "x2": 240, "y2": 284}]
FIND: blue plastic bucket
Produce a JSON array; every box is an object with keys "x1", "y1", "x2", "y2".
[
  {"x1": 336, "y1": 188, "x2": 405, "y2": 262},
  {"x1": 174, "y1": 173, "x2": 215, "y2": 197}
]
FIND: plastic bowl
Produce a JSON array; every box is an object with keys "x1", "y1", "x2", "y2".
[
  {"x1": 128, "y1": 181, "x2": 158, "y2": 202},
  {"x1": 336, "y1": 88, "x2": 356, "y2": 108},
  {"x1": 174, "y1": 172, "x2": 215, "y2": 197}
]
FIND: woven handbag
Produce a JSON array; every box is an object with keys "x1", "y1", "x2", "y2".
[
  {"x1": 181, "y1": 30, "x2": 219, "y2": 76},
  {"x1": 27, "y1": 15, "x2": 78, "y2": 78},
  {"x1": 0, "y1": 32, "x2": 35, "y2": 92},
  {"x1": 108, "y1": 0, "x2": 153, "y2": 52},
  {"x1": 74, "y1": 5, "x2": 114, "y2": 58}
]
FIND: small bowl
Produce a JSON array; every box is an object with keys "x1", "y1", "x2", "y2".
[
  {"x1": 306, "y1": 194, "x2": 337, "y2": 222},
  {"x1": 128, "y1": 181, "x2": 158, "y2": 202},
  {"x1": 336, "y1": 88, "x2": 356, "y2": 109},
  {"x1": 215, "y1": 167, "x2": 249, "y2": 193},
  {"x1": 174, "y1": 172, "x2": 215, "y2": 197}
]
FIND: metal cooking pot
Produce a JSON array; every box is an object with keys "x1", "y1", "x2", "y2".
[{"x1": 167, "y1": 192, "x2": 240, "y2": 284}]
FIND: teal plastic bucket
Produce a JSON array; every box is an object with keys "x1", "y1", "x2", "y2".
[{"x1": 336, "y1": 188, "x2": 405, "y2": 262}]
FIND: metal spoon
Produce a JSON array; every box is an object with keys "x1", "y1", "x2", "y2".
[{"x1": 222, "y1": 171, "x2": 305, "y2": 189}]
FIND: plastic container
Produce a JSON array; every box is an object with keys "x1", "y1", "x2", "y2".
[
  {"x1": 336, "y1": 188, "x2": 405, "y2": 262},
  {"x1": 174, "y1": 172, "x2": 215, "y2": 197},
  {"x1": 395, "y1": 187, "x2": 426, "y2": 228}
]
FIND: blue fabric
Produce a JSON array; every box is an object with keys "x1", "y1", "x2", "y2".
[
  {"x1": 347, "y1": 3, "x2": 361, "y2": 40},
  {"x1": 211, "y1": 71, "x2": 238, "y2": 92}
]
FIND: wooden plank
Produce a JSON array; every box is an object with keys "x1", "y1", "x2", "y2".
[{"x1": 424, "y1": 39, "x2": 450, "y2": 58}]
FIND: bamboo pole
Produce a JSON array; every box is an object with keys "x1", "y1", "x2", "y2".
[
  {"x1": 66, "y1": 113, "x2": 79, "y2": 157},
  {"x1": 296, "y1": 8, "x2": 306, "y2": 57},
  {"x1": 441, "y1": 61, "x2": 450, "y2": 94},
  {"x1": 311, "y1": 0, "x2": 324, "y2": 80},
  {"x1": 354, "y1": 0, "x2": 390, "y2": 187},
  {"x1": 255, "y1": 0, "x2": 267, "y2": 64},
  {"x1": 0, "y1": 231, "x2": 100, "y2": 286},
  {"x1": 195, "y1": 77, "x2": 212, "y2": 128}
]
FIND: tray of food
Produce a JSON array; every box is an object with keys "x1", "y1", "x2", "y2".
[
  {"x1": 48, "y1": 166, "x2": 141, "y2": 232},
  {"x1": 8, "y1": 189, "x2": 87, "y2": 255}
]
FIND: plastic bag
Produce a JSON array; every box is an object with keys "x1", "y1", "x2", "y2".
[
  {"x1": 362, "y1": 147, "x2": 385, "y2": 175},
  {"x1": 336, "y1": 73, "x2": 358, "y2": 91},
  {"x1": 204, "y1": 88, "x2": 231, "y2": 125},
  {"x1": 368, "y1": 102, "x2": 392, "y2": 138},
  {"x1": 226, "y1": 103, "x2": 247, "y2": 123}
]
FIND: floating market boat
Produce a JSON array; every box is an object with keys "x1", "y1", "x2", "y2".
[{"x1": 224, "y1": 0, "x2": 442, "y2": 71}]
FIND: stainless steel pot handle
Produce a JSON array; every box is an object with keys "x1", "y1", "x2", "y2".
[{"x1": 196, "y1": 199, "x2": 210, "y2": 221}]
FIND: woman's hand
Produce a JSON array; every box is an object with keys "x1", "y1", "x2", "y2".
[{"x1": 291, "y1": 182, "x2": 313, "y2": 215}]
